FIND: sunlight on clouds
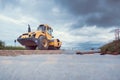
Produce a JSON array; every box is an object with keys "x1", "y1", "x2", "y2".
[
  {"x1": 52, "y1": 7, "x2": 61, "y2": 16},
  {"x1": 71, "y1": 26, "x2": 115, "y2": 43},
  {"x1": 0, "y1": 14, "x2": 21, "y2": 24},
  {"x1": 0, "y1": 14, "x2": 38, "y2": 25},
  {"x1": 52, "y1": 7, "x2": 60, "y2": 13},
  {"x1": 54, "y1": 25, "x2": 115, "y2": 47}
]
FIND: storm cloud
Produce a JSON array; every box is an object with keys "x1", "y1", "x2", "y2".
[{"x1": 55, "y1": 0, "x2": 120, "y2": 28}]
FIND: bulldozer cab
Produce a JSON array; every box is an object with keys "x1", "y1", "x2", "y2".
[
  {"x1": 37, "y1": 24, "x2": 53, "y2": 35},
  {"x1": 37, "y1": 24, "x2": 53, "y2": 39}
]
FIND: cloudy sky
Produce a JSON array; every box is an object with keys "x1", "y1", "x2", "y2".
[{"x1": 0, "y1": 0, "x2": 119, "y2": 50}]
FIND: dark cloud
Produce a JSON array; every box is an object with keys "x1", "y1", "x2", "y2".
[
  {"x1": 0, "y1": 0, "x2": 58, "y2": 22},
  {"x1": 0, "y1": 0, "x2": 20, "y2": 8},
  {"x1": 55, "y1": 0, "x2": 120, "y2": 28}
]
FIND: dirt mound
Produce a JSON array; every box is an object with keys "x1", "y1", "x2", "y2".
[{"x1": 100, "y1": 40, "x2": 120, "y2": 55}]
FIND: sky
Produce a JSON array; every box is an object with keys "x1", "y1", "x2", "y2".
[{"x1": 0, "y1": 0, "x2": 119, "y2": 50}]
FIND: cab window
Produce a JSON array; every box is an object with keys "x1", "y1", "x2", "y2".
[
  {"x1": 47, "y1": 28, "x2": 53, "y2": 35},
  {"x1": 37, "y1": 25, "x2": 46, "y2": 32}
]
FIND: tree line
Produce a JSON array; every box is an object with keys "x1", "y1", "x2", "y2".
[{"x1": 0, "y1": 40, "x2": 25, "y2": 50}]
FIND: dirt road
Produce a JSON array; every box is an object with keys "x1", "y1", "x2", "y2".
[{"x1": 0, "y1": 54, "x2": 120, "y2": 80}]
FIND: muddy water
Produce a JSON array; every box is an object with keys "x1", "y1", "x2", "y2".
[{"x1": 0, "y1": 54, "x2": 120, "y2": 80}]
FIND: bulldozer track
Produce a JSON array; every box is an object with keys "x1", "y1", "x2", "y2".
[{"x1": 0, "y1": 50, "x2": 63, "y2": 56}]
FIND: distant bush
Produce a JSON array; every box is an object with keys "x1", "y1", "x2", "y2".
[
  {"x1": 0, "y1": 40, "x2": 25, "y2": 50},
  {"x1": 0, "y1": 40, "x2": 5, "y2": 49}
]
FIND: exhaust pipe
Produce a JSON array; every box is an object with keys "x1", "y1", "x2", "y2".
[{"x1": 28, "y1": 24, "x2": 31, "y2": 32}]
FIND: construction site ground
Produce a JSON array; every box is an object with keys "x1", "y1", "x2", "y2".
[
  {"x1": 0, "y1": 50, "x2": 120, "y2": 80},
  {"x1": 0, "y1": 50, "x2": 101, "y2": 56}
]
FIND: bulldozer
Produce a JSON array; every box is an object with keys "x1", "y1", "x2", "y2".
[{"x1": 17, "y1": 24, "x2": 62, "y2": 50}]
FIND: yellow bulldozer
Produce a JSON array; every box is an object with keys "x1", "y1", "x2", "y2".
[{"x1": 17, "y1": 24, "x2": 62, "y2": 50}]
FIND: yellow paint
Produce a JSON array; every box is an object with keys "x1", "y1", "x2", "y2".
[
  {"x1": 35, "y1": 31, "x2": 45, "y2": 38},
  {"x1": 21, "y1": 35, "x2": 29, "y2": 38},
  {"x1": 49, "y1": 39, "x2": 62, "y2": 47},
  {"x1": 19, "y1": 24, "x2": 62, "y2": 49}
]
